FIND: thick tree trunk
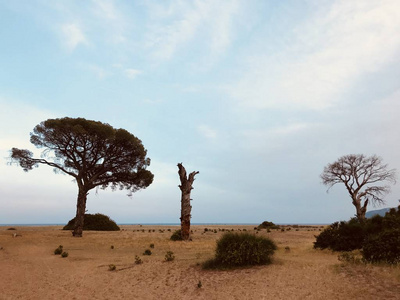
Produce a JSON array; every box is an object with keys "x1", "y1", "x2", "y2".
[
  {"x1": 72, "y1": 187, "x2": 88, "y2": 237},
  {"x1": 178, "y1": 163, "x2": 199, "y2": 241},
  {"x1": 353, "y1": 197, "x2": 368, "y2": 223}
]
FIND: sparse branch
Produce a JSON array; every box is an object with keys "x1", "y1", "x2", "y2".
[{"x1": 321, "y1": 154, "x2": 396, "y2": 221}]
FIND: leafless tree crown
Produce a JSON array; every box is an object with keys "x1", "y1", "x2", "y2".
[{"x1": 321, "y1": 154, "x2": 396, "y2": 205}]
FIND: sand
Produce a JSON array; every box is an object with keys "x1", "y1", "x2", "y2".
[{"x1": 1, "y1": 225, "x2": 399, "y2": 300}]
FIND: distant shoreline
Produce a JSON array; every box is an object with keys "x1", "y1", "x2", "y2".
[{"x1": 0, "y1": 222, "x2": 328, "y2": 227}]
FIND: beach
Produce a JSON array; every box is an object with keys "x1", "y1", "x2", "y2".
[{"x1": 1, "y1": 225, "x2": 399, "y2": 299}]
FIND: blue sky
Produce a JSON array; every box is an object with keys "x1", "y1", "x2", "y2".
[{"x1": 1, "y1": 0, "x2": 400, "y2": 225}]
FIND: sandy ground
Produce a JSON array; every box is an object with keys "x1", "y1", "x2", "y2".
[{"x1": 1, "y1": 224, "x2": 399, "y2": 300}]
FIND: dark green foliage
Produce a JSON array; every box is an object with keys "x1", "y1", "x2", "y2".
[
  {"x1": 10, "y1": 117, "x2": 153, "y2": 237},
  {"x1": 203, "y1": 232, "x2": 277, "y2": 269},
  {"x1": 170, "y1": 229, "x2": 183, "y2": 241},
  {"x1": 108, "y1": 264, "x2": 116, "y2": 271},
  {"x1": 315, "y1": 206, "x2": 400, "y2": 264},
  {"x1": 61, "y1": 251, "x2": 68, "y2": 258},
  {"x1": 362, "y1": 229, "x2": 400, "y2": 264},
  {"x1": 314, "y1": 218, "x2": 365, "y2": 251},
  {"x1": 54, "y1": 245, "x2": 63, "y2": 255},
  {"x1": 258, "y1": 221, "x2": 280, "y2": 230},
  {"x1": 150, "y1": 243, "x2": 154, "y2": 249},
  {"x1": 143, "y1": 249, "x2": 152, "y2": 255},
  {"x1": 63, "y1": 213, "x2": 120, "y2": 231}
]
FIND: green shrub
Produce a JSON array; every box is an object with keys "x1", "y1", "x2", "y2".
[
  {"x1": 150, "y1": 243, "x2": 155, "y2": 249},
  {"x1": 362, "y1": 229, "x2": 400, "y2": 264},
  {"x1": 108, "y1": 264, "x2": 116, "y2": 271},
  {"x1": 54, "y1": 245, "x2": 63, "y2": 255},
  {"x1": 313, "y1": 219, "x2": 365, "y2": 251},
  {"x1": 165, "y1": 251, "x2": 175, "y2": 262},
  {"x1": 170, "y1": 229, "x2": 183, "y2": 241},
  {"x1": 258, "y1": 221, "x2": 280, "y2": 230},
  {"x1": 63, "y1": 213, "x2": 120, "y2": 231},
  {"x1": 61, "y1": 251, "x2": 69, "y2": 258},
  {"x1": 143, "y1": 249, "x2": 152, "y2": 255},
  {"x1": 203, "y1": 232, "x2": 277, "y2": 269}
]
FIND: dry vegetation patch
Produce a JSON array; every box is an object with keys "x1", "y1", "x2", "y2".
[{"x1": 0, "y1": 225, "x2": 399, "y2": 299}]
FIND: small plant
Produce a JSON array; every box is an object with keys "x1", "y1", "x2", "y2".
[
  {"x1": 170, "y1": 229, "x2": 183, "y2": 241},
  {"x1": 61, "y1": 251, "x2": 69, "y2": 258},
  {"x1": 165, "y1": 251, "x2": 175, "y2": 262},
  {"x1": 135, "y1": 255, "x2": 143, "y2": 264},
  {"x1": 110, "y1": 245, "x2": 114, "y2": 249},
  {"x1": 285, "y1": 246, "x2": 291, "y2": 252},
  {"x1": 108, "y1": 264, "x2": 116, "y2": 271},
  {"x1": 7, "y1": 227, "x2": 16, "y2": 230},
  {"x1": 338, "y1": 251, "x2": 363, "y2": 264},
  {"x1": 150, "y1": 243, "x2": 155, "y2": 249},
  {"x1": 197, "y1": 281, "x2": 202, "y2": 288},
  {"x1": 54, "y1": 245, "x2": 63, "y2": 255},
  {"x1": 143, "y1": 249, "x2": 152, "y2": 255}
]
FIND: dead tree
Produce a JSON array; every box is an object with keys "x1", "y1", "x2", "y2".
[
  {"x1": 321, "y1": 154, "x2": 396, "y2": 222},
  {"x1": 177, "y1": 163, "x2": 199, "y2": 240}
]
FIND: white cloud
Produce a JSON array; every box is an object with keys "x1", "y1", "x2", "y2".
[
  {"x1": 61, "y1": 23, "x2": 88, "y2": 51},
  {"x1": 91, "y1": 0, "x2": 127, "y2": 43},
  {"x1": 198, "y1": 125, "x2": 217, "y2": 139},
  {"x1": 145, "y1": 0, "x2": 240, "y2": 63},
  {"x1": 125, "y1": 68, "x2": 142, "y2": 79},
  {"x1": 231, "y1": 0, "x2": 400, "y2": 110}
]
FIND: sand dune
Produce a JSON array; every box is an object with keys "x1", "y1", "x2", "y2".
[{"x1": 1, "y1": 225, "x2": 399, "y2": 299}]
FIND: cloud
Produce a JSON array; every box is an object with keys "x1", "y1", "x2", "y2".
[
  {"x1": 91, "y1": 0, "x2": 127, "y2": 43},
  {"x1": 230, "y1": 0, "x2": 400, "y2": 110},
  {"x1": 125, "y1": 68, "x2": 142, "y2": 79},
  {"x1": 198, "y1": 125, "x2": 217, "y2": 139},
  {"x1": 61, "y1": 23, "x2": 88, "y2": 51},
  {"x1": 145, "y1": 0, "x2": 240, "y2": 63}
]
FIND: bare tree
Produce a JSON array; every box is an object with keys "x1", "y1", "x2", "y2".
[
  {"x1": 321, "y1": 154, "x2": 396, "y2": 222},
  {"x1": 177, "y1": 163, "x2": 199, "y2": 240}
]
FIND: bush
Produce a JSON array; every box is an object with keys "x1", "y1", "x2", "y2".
[
  {"x1": 203, "y1": 232, "x2": 277, "y2": 269},
  {"x1": 61, "y1": 251, "x2": 69, "y2": 258},
  {"x1": 150, "y1": 243, "x2": 155, "y2": 249},
  {"x1": 258, "y1": 221, "x2": 280, "y2": 230},
  {"x1": 313, "y1": 219, "x2": 366, "y2": 251},
  {"x1": 170, "y1": 229, "x2": 183, "y2": 241},
  {"x1": 108, "y1": 264, "x2": 116, "y2": 271},
  {"x1": 54, "y1": 245, "x2": 63, "y2": 255},
  {"x1": 362, "y1": 229, "x2": 400, "y2": 264},
  {"x1": 314, "y1": 206, "x2": 400, "y2": 264},
  {"x1": 143, "y1": 249, "x2": 152, "y2": 255},
  {"x1": 135, "y1": 255, "x2": 142, "y2": 264},
  {"x1": 63, "y1": 213, "x2": 120, "y2": 231},
  {"x1": 165, "y1": 251, "x2": 175, "y2": 262}
]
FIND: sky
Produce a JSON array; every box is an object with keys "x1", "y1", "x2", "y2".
[{"x1": 1, "y1": 0, "x2": 400, "y2": 225}]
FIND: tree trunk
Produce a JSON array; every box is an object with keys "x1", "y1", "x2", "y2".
[
  {"x1": 72, "y1": 187, "x2": 88, "y2": 237},
  {"x1": 177, "y1": 163, "x2": 199, "y2": 241},
  {"x1": 353, "y1": 197, "x2": 368, "y2": 223}
]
